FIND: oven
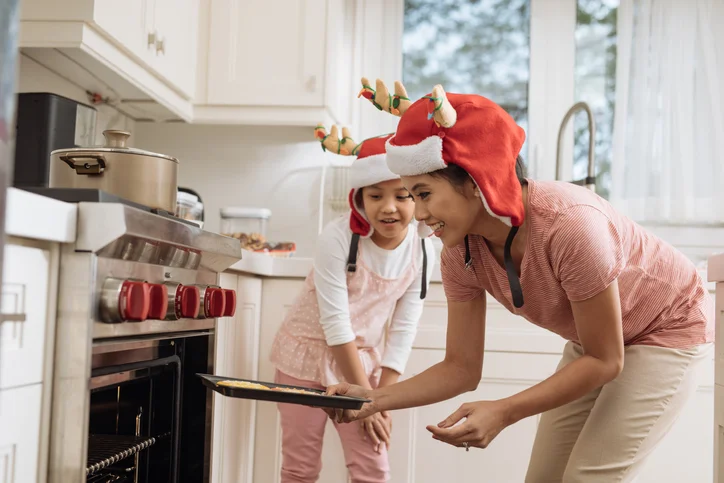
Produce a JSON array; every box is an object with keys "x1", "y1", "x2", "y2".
[{"x1": 46, "y1": 200, "x2": 241, "y2": 483}]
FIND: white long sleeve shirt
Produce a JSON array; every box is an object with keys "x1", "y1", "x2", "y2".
[{"x1": 313, "y1": 214, "x2": 436, "y2": 374}]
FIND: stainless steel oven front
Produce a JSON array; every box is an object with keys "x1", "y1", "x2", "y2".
[{"x1": 47, "y1": 203, "x2": 240, "y2": 483}]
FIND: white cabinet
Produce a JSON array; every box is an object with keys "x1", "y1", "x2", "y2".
[
  {"x1": 195, "y1": 0, "x2": 355, "y2": 126},
  {"x1": 0, "y1": 237, "x2": 60, "y2": 483},
  {"x1": 0, "y1": 243, "x2": 52, "y2": 389},
  {"x1": 93, "y1": 0, "x2": 149, "y2": 60},
  {"x1": 714, "y1": 277, "x2": 724, "y2": 483},
  {"x1": 0, "y1": 384, "x2": 43, "y2": 483},
  {"x1": 94, "y1": 0, "x2": 199, "y2": 98},
  {"x1": 252, "y1": 278, "x2": 353, "y2": 482},
  {"x1": 19, "y1": 0, "x2": 198, "y2": 121},
  {"x1": 206, "y1": 0, "x2": 325, "y2": 107},
  {"x1": 212, "y1": 273, "x2": 263, "y2": 483},
  {"x1": 387, "y1": 284, "x2": 563, "y2": 483},
  {"x1": 249, "y1": 277, "x2": 716, "y2": 483},
  {"x1": 145, "y1": 0, "x2": 199, "y2": 98}
]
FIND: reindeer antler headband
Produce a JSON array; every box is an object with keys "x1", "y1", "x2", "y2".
[
  {"x1": 357, "y1": 78, "x2": 457, "y2": 128},
  {"x1": 314, "y1": 125, "x2": 360, "y2": 156}
]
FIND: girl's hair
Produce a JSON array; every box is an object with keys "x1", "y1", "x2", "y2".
[
  {"x1": 354, "y1": 188, "x2": 364, "y2": 208},
  {"x1": 428, "y1": 155, "x2": 528, "y2": 193}
]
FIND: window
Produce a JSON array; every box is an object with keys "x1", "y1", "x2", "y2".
[
  {"x1": 574, "y1": 0, "x2": 618, "y2": 199},
  {"x1": 402, "y1": 0, "x2": 531, "y2": 159}
]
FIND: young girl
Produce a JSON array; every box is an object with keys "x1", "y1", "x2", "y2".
[
  {"x1": 269, "y1": 125, "x2": 436, "y2": 483},
  {"x1": 326, "y1": 80, "x2": 713, "y2": 482}
]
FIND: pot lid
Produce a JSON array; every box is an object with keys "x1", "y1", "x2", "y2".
[{"x1": 51, "y1": 130, "x2": 179, "y2": 163}]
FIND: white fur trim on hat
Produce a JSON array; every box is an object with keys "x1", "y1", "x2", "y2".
[
  {"x1": 385, "y1": 135, "x2": 446, "y2": 177},
  {"x1": 472, "y1": 179, "x2": 512, "y2": 227},
  {"x1": 348, "y1": 153, "x2": 400, "y2": 190}
]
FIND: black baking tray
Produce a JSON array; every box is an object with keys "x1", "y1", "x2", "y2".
[{"x1": 197, "y1": 373, "x2": 369, "y2": 410}]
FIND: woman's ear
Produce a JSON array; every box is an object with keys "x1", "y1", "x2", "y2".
[{"x1": 463, "y1": 177, "x2": 479, "y2": 200}]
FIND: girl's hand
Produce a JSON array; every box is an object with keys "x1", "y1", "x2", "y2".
[
  {"x1": 358, "y1": 411, "x2": 392, "y2": 453},
  {"x1": 324, "y1": 382, "x2": 379, "y2": 423},
  {"x1": 426, "y1": 400, "x2": 512, "y2": 450}
]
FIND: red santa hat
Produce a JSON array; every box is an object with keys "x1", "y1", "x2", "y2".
[
  {"x1": 314, "y1": 126, "x2": 399, "y2": 237},
  {"x1": 364, "y1": 81, "x2": 526, "y2": 307},
  {"x1": 384, "y1": 84, "x2": 526, "y2": 227}
]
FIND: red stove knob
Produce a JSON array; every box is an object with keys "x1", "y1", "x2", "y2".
[
  {"x1": 147, "y1": 283, "x2": 168, "y2": 320},
  {"x1": 222, "y1": 289, "x2": 237, "y2": 317},
  {"x1": 203, "y1": 287, "x2": 226, "y2": 318},
  {"x1": 120, "y1": 281, "x2": 149, "y2": 322},
  {"x1": 175, "y1": 285, "x2": 201, "y2": 319}
]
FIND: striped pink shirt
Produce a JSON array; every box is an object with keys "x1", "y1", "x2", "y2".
[{"x1": 441, "y1": 179, "x2": 714, "y2": 349}]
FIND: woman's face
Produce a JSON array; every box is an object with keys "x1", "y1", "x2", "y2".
[
  {"x1": 403, "y1": 173, "x2": 480, "y2": 247},
  {"x1": 362, "y1": 179, "x2": 415, "y2": 241}
]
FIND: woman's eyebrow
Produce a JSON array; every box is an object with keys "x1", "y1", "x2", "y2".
[{"x1": 410, "y1": 183, "x2": 430, "y2": 192}]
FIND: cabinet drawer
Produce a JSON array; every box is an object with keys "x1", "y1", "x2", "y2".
[
  {"x1": 0, "y1": 244, "x2": 51, "y2": 389},
  {"x1": 0, "y1": 384, "x2": 42, "y2": 483}
]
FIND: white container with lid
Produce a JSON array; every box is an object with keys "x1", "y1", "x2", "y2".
[
  {"x1": 176, "y1": 192, "x2": 203, "y2": 227},
  {"x1": 220, "y1": 207, "x2": 271, "y2": 236}
]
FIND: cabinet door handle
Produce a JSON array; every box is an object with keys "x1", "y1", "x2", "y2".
[
  {"x1": 147, "y1": 31, "x2": 157, "y2": 49},
  {"x1": 0, "y1": 313, "x2": 26, "y2": 323},
  {"x1": 306, "y1": 75, "x2": 317, "y2": 93}
]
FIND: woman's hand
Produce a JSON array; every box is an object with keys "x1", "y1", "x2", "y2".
[
  {"x1": 324, "y1": 382, "x2": 379, "y2": 423},
  {"x1": 358, "y1": 411, "x2": 393, "y2": 453},
  {"x1": 426, "y1": 400, "x2": 512, "y2": 450}
]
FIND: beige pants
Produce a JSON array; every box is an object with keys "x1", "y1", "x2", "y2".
[{"x1": 525, "y1": 341, "x2": 712, "y2": 483}]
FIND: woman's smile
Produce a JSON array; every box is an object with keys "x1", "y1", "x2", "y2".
[{"x1": 429, "y1": 221, "x2": 445, "y2": 237}]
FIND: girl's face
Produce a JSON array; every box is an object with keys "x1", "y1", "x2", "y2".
[
  {"x1": 403, "y1": 173, "x2": 481, "y2": 248},
  {"x1": 361, "y1": 179, "x2": 415, "y2": 245}
]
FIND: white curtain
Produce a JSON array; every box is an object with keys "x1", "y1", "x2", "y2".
[{"x1": 611, "y1": 0, "x2": 724, "y2": 225}]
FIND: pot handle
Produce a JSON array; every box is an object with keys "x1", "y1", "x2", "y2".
[{"x1": 59, "y1": 154, "x2": 107, "y2": 175}]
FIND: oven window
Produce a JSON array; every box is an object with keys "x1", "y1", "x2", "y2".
[{"x1": 88, "y1": 356, "x2": 180, "y2": 482}]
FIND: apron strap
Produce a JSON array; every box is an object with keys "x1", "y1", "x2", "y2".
[
  {"x1": 347, "y1": 233, "x2": 361, "y2": 272},
  {"x1": 420, "y1": 239, "x2": 428, "y2": 300},
  {"x1": 504, "y1": 226, "x2": 524, "y2": 308}
]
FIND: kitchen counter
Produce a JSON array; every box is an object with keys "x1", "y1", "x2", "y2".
[
  {"x1": 5, "y1": 187, "x2": 77, "y2": 242},
  {"x1": 227, "y1": 248, "x2": 444, "y2": 282}
]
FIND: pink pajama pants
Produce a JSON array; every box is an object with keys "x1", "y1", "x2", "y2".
[{"x1": 275, "y1": 370, "x2": 390, "y2": 483}]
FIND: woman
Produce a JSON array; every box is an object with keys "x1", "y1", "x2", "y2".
[
  {"x1": 326, "y1": 81, "x2": 714, "y2": 482},
  {"x1": 269, "y1": 125, "x2": 435, "y2": 483}
]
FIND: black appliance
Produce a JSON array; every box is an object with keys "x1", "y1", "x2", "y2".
[{"x1": 13, "y1": 92, "x2": 97, "y2": 188}]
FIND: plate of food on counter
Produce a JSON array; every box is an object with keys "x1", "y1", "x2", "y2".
[
  {"x1": 222, "y1": 232, "x2": 296, "y2": 258},
  {"x1": 197, "y1": 374, "x2": 369, "y2": 409}
]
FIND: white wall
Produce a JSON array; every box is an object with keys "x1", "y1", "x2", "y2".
[
  {"x1": 16, "y1": 54, "x2": 135, "y2": 143},
  {"x1": 134, "y1": 123, "x2": 330, "y2": 257}
]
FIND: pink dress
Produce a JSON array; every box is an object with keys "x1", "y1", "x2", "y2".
[{"x1": 270, "y1": 238, "x2": 422, "y2": 387}]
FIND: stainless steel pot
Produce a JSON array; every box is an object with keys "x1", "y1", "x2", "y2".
[{"x1": 50, "y1": 130, "x2": 178, "y2": 212}]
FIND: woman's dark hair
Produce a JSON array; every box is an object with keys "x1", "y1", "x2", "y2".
[{"x1": 429, "y1": 155, "x2": 528, "y2": 193}]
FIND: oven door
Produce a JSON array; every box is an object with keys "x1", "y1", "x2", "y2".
[{"x1": 89, "y1": 332, "x2": 213, "y2": 483}]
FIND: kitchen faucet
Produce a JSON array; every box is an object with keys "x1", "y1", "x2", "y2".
[{"x1": 555, "y1": 101, "x2": 597, "y2": 191}]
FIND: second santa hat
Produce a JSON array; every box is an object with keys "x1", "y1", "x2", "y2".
[{"x1": 314, "y1": 125, "x2": 399, "y2": 237}]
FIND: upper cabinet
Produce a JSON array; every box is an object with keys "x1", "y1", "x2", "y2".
[
  {"x1": 93, "y1": 0, "x2": 199, "y2": 98},
  {"x1": 19, "y1": 0, "x2": 362, "y2": 126},
  {"x1": 195, "y1": 0, "x2": 355, "y2": 126},
  {"x1": 207, "y1": 0, "x2": 325, "y2": 107},
  {"x1": 19, "y1": 0, "x2": 199, "y2": 121},
  {"x1": 147, "y1": 0, "x2": 199, "y2": 98}
]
